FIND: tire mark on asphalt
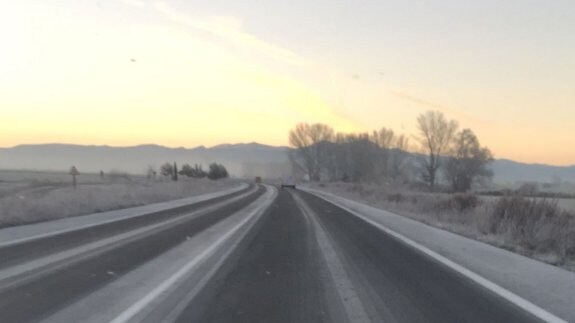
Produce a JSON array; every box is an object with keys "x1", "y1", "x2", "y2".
[{"x1": 291, "y1": 191, "x2": 372, "y2": 323}]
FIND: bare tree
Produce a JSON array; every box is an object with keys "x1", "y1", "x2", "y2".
[
  {"x1": 322, "y1": 133, "x2": 349, "y2": 182},
  {"x1": 371, "y1": 128, "x2": 396, "y2": 150},
  {"x1": 445, "y1": 129, "x2": 493, "y2": 192},
  {"x1": 288, "y1": 123, "x2": 334, "y2": 181},
  {"x1": 417, "y1": 110, "x2": 458, "y2": 189},
  {"x1": 345, "y1": 133, "x2": 379, "y2": 182},
  {"x1": 321, "y1": 132, "x2": 379, "y2": 183},
  {"x1": 388, "y1": 133, "x2": 412, "y2": 183},
  {"x1": 371, "y1": 128, "x2": 396, "y2": 181}
]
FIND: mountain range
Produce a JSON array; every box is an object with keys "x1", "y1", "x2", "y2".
[{"x1": 0, "y1": 143, "x2": 574, "y2": 184}]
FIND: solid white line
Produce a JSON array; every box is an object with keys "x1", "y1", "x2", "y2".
[
  {"x1": 292, "y1": 192, "x2": 372, "y2": 323},
  {"x1": 0, "y1": 184, "x2": 250, "y2": 248},
  {"x1": 303, "y1": 188, "x2": 567, "y2": 323},
  {"x1": 110, "y1": 185, "x2": 277, "y2": 323},
  {"x1": 159, "y1": 185, "x2": 279, "y2": 322}
]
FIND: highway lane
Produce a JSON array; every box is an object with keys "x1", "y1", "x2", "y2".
[
  {"x1": 175, "y1": 186, "x2": 344, "y2": 323},
  {"x1": 0, "y1": 184, "x2": 254, "y2": 270},
  {"x1": 0, "y1": 185, "x2": 265, "y2": 323},
  {"x1": 0, "y1": 185, "x2": 553, "y2": 322},
  {"x1": 296, "y1": 190, "x2": 543, "y2": 323},
  {"x1": 180, "y1": 188, "x2": 543, "y2": 323}
]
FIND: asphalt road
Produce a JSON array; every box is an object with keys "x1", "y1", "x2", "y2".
[
  {"x1": 0, "y1": 185, "x2": 264, "y2": 323},
  {"x1": 0, "y1": 186, "x2": 548, "y2": 322},
  {"x1": 0, "y1": 184, "x2": 254, "y2": 270},
  {"x1": 177, "y1": 188, "x2": 543, "y2": 323}
]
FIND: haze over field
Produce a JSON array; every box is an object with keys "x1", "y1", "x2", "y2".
[
  {"x1": 1, "y1": 143, "x2": 574, "y2": 185},
  {"x1": 1, "y1": 0, "x2": 575, "y2": 165},
  {"x1": 0, "y1": 143, "x2": 292, "y2": 179}
]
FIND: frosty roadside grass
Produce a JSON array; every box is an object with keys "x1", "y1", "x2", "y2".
[{"x1": 0, "y1": 178, "x2": 236, "y2": 227}]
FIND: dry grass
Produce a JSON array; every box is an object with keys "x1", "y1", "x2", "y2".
[
  {"x1": 313, "y1": 182, "x2": 575, "y2": 271},
  {"x1": 0, "y1": 177, "x2": 236, "y2": 227}
]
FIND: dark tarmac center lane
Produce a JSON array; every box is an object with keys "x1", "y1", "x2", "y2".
[
  {"x1": 177, "y1": 187, "x2": 346, "y2": 323},
  {"x1": 180, "y1": 188, "x2": 542, "y2": 323}
]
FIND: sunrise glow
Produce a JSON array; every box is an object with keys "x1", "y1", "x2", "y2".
[{"x1": 1, "y1": 0, "x2": 574, "y2": 165}]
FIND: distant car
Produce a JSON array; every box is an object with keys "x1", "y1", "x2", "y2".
[
  {"x1": 280, "y1": 176, "x2": 296, "y2": 189},
  {"x1": 254, "y1": 176, "x2": 262, "y2": 184}
]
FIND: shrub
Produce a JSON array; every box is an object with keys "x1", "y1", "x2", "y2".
[
  {"x1": 180, "y1": 164, "x2": 207, "y2": 178},
  {"x1": 387, "y1": 193, "x2": 404, "y2": 203},
  {"x1": 431, "y1": 194, "x2": 478, "y2": 213},
  {"x1": 160, "y1": 163, "x2": 174, "y2": 178},
  {"x1": 208, "y1": 163, "x2": 229, "y2": 180},
  {"x1": 452, "y1": 193, "x2": 479, "y2": 211},
  {"x1": 488, "y1": 196, "x2": 574, "y2": 259}
]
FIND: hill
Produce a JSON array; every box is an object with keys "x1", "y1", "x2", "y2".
[
  {"x1": 0, "y1": 143, "x2": 573, "y2": 184},
  {"x1": 0, "y1": 143, "x2": 291, "y2": 179}
]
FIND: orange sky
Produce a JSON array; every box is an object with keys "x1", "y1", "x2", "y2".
[{"x1": 1, "y1": 1, "x2": 574, "y2": 165}]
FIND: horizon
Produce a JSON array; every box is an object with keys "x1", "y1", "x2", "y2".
[
  {"x1": 1, "y1": 1, "x2": 574, "y2": 165},
  {"x1": 1, "y1": 141, "x2": 574, "y2": 167}
]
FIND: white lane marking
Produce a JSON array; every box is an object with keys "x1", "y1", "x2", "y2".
[
  {"x1": 292, "y1": 192, "x2": 372, "y2": 323},
  {"x1": 303, "y1": 188, "x2": 567, "y2": 323},
  {"x1": 0, "y1": 184, "x2": 250, "y2": 248},
  {"x1": 110, "y1": 185, "x2": 277, "y2": 323},
  {"x1": 159, "y1": 185, "x2": 279, "y2": 323},
  {"x1": 0, "y1": 187, "x2": 258, "y2": 290}
]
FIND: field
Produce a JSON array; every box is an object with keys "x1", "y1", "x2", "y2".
[
  {"x1": 479, "y1": 195, "x2": 575, "y2": 214},
  {"x1": 558, "y1": 198, "x2": 575, "y2": 213},
  {"x1": 0, "y1": 169, "x2": 237, "y2": 227}
]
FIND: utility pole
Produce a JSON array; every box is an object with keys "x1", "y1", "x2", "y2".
[{"x1": 69, "y1": 166, "x2": 79, "y2": 189}]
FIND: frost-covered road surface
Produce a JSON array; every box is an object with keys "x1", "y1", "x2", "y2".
[{"x1": 0, "y1": 186, "x2": 565, "y2": 322}]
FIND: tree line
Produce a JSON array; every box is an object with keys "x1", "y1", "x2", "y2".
[
  {"x1": 289, "y1": 110, "x2": 493, "y2": 192},
  {"x1": 156, "y1": 162, "x2": 229, "y2": 181}
]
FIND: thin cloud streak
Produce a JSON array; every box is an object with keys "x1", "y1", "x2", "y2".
[
  {"x1": 391, "y1": 90, "x2": 460, "y2": 116},
  {"x1": 390, "y1": 90, "x2": 495, "y2": 128},
  {"x1": 150, "y1": 1, "x2": 308, "y2": 67}
]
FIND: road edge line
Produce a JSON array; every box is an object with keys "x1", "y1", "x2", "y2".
[{"x1": 301, "y1": 187, "x2": 567, "y2": 323}]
